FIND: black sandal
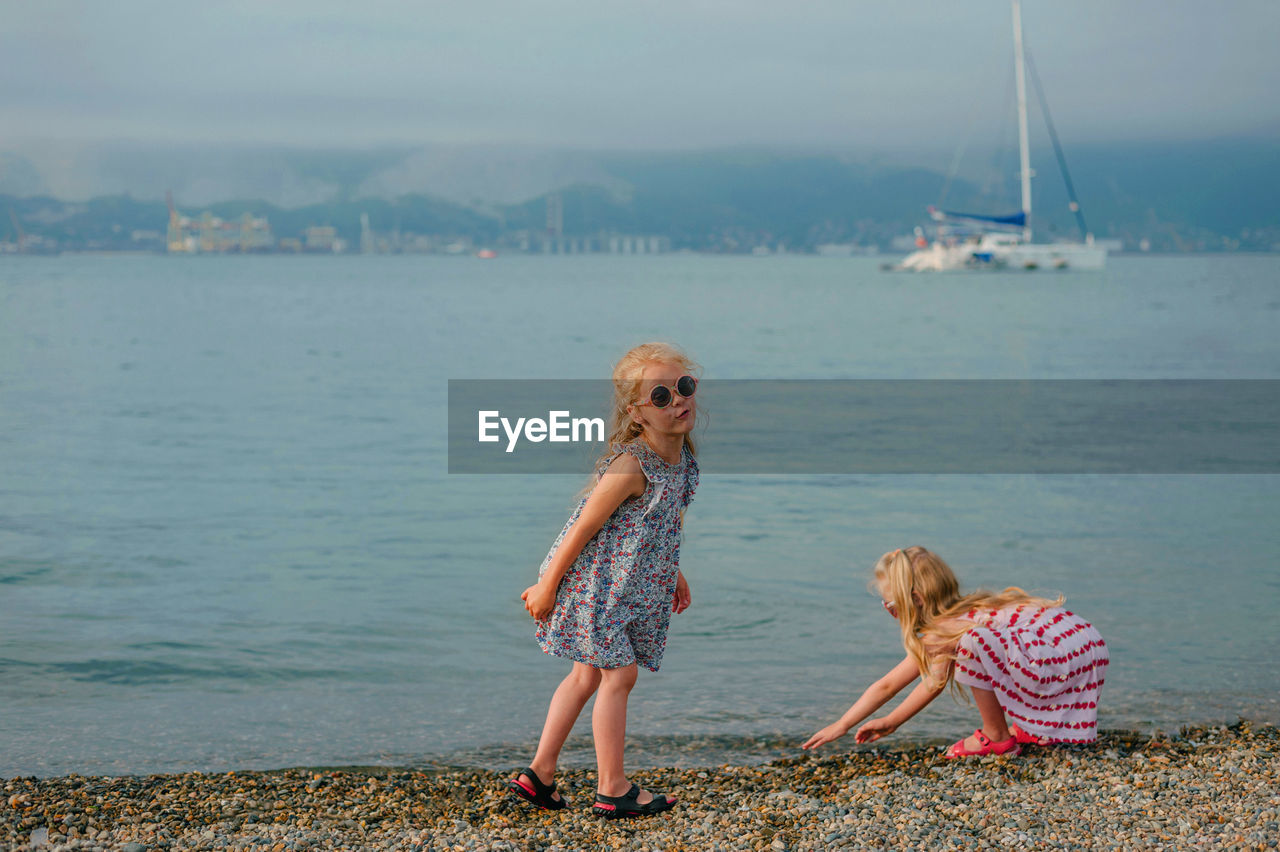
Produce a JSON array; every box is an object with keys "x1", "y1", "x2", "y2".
[
  {"x1": 508, "y1": 766, "x2": 567, "y2": 811},
  {"x1": 592, "y1": 783, "x2": 677, "y2": 819}
]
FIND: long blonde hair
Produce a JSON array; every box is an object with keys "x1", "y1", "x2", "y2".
[
  {"x1": 873, "y1": 546, "x2": 1063, "y2": 692},
  {"x1": 584, "y1": 342, "x2": 699, "y2": 491}
]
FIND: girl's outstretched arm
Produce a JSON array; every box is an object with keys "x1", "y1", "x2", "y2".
[
  {"x1": 521, "y1": 453, "x2": 646, "y2": 621},
  {"x1": 802, "y1": 656, "x2": 919, "y2": 750},
  {"x1": 854, "y1": 658, "x2": 949, "y2": 744}
]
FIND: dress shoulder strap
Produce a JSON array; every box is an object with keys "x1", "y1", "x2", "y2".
[
  {"x1": 615, "y1": 440, "x2": 679, "y2": 483},
  {"x1": 681, "y1": 449, "x2": 699, "y2": 509},
  {"x1": 594, "y1": 446, "x2": 628, "y2": 479}
]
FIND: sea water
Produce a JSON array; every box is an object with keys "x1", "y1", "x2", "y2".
[{"x1": 1, "y1": 253, "x2": 1277, "y2": 777}]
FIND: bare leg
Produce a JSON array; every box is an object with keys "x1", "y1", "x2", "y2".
[
  {"x1": 961, "y1": 687, "x2": 1013, "y2": 751},
  {"x1": 520, "y1": 663, "x2": 601, "y2": 801},
  {"x1": 593, "y1": 663, "x2": 655, "y2": 803}
]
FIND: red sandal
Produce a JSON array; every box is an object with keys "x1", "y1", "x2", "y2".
[
  {"x1": 1009, "y1": 722, "x2": 1047, "y2": 746},
  {"x1": 944, "y1": 729, "x2": 1021, "y2": 759}
]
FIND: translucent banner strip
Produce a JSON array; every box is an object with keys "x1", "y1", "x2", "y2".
[{"x1": 448, "y1": 380, "x2": 1280, "y2": 474}]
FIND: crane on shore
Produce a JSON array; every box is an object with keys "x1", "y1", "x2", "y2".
[
  {"x1": 166, "y1": 190, "x2": 191, "y2": 253},
  {"x1": 8, "y1": 208, "x2": 25, "y2": 251}
]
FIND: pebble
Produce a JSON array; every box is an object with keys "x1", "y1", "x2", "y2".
[{"x1": 1, "y1": 723, "x2": 1278, "y2": 850}]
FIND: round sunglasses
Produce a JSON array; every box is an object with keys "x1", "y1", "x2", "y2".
[{"x1": 636, "y1": 375, "x2": 697, "y2": 409}]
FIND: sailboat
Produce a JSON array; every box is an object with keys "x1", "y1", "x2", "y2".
[{"x1": 894, "y1": 0, "x2": 1106, "y2": 272}]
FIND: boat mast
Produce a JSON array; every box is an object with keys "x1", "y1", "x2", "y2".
[{"x1": 1012, "y1": 0, "x2": 1032, "y2": 242}]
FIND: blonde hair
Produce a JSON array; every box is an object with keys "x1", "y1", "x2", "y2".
[
  {"x1": 582, "y1": 342, "x2": 699, "y2": 493},
  {"x1": 872, "y1": 546, "x2": 1063, "y2": 692}
]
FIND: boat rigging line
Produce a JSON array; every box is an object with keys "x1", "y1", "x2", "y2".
[{"x1": 1025, "y1": 50, "x2": 1091, "y2": 242}]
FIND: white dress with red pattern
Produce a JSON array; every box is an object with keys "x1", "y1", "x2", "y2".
[{"x1": 953, "y1": 604, "x2": 1109, "y2": 744}]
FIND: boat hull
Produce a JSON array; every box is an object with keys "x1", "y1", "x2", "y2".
[
  {"x1": 998, "y1": 242, "x2": 1106, "y2": 270},
  {"x1": 894, "y1": 240, "x2": 1106, "y2": 271}
]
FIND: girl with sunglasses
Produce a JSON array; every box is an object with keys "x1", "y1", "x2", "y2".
[
  {"x1": 803, "y1": 546, "x2": 1108, "y2": 758},
  {"x1": 511, "y1": 342, "x2": 700, "y2": 818}
]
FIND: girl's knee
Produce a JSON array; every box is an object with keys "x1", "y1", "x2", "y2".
[
  {"x1": 599, "y1": 663, "x2": 638, "y2": 691},
  {"x1": 569, "y1": 663, "x2": 602, "y2": 689}
]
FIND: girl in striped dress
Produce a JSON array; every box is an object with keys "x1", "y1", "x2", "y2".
[{"x1": 803, "y1": 546, "x2": 1108, "y2": 758}]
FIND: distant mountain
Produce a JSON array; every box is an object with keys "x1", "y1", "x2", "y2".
[
  {"x1": 0, "y1": 142, "x2": 621, "y2": 208},
  {"x1": 1054, "y1": 137, "x2": 1280, "y2": 246},
  {"x1": 501, "y1": 152, "x2": 967, "y2": 249},
  {"x1": 3, "y1": 137, "x2": 1278, "y2": 253},
  {"x1": 481, "y1": 140, "x2": 1280, "y2": 250}
]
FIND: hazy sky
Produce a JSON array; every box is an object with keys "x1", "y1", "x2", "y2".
[{"x1": 4, "y1": 0, "x2": 1279, "y2": 150}]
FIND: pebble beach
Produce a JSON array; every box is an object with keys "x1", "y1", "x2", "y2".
[{"x1": 3, "y1": 723, "x2": 1277, "y2": 851}]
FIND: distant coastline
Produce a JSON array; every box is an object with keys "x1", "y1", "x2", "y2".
[
  {"x1": 10, "y1": 248, "x2": 1273, "y2": 257},
  {"x1": 5, "y1": 137, "x2": 1279, "y2": 257}
]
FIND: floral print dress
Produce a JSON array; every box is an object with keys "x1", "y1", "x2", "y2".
[{"x1": 535, "y1": 440, "x2": 698, "y2": 671}]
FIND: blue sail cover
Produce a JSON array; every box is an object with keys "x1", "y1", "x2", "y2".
[{"x1": 938, "y1": 209, "x2": 1027, "y2": 227}]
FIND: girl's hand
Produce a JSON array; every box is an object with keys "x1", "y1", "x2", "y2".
[
  {"x1": 521, "y1": 581, "x2": 558, "y2": 621},
  {"x1": 802, "y1": 722, "x2": 850, "y2": 750},
  {"x1": 854, "y1": 717, "x2": 898, "y2": 744},
  {"x1": 672, "y1": 570, "x2": 691, "y2": 614}
]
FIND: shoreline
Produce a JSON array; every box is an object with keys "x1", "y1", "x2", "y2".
[
  {"x1": 4, "y1": 723, "x2": 1277, "y2": 850},
  {"x1": 9, "y1": 720, "x2": 1278, "y2": 781}
]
